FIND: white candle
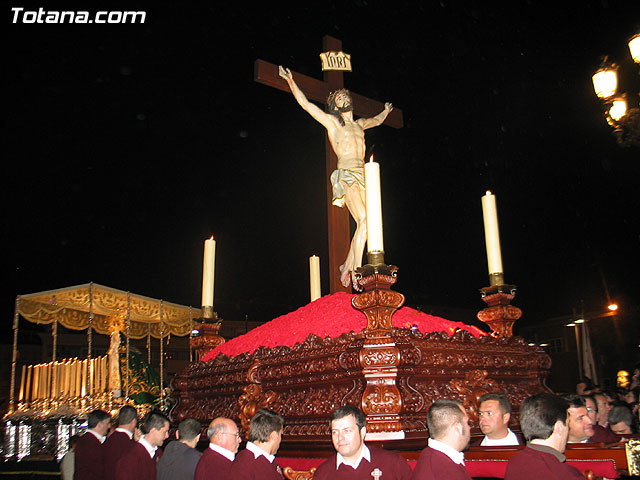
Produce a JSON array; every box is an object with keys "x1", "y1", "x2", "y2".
[
  {"x1": 481, "y1": 191, "x2": 503, "y2": 275},
  {"x1": 309, "y1": 255, "x2": 321, "y2": 302},
  {"x1": 364, "y1": 156, "x2": 384, "y2": 253},
  {"x1": 19, "y1": 365, "x2": 25, "y2": 402},
  {"x1": 25, "y1": 366, "x2": 32, "y2": 402},
  {"x1": 201, "y1": 236, "x2": 216, "y2": 307}
]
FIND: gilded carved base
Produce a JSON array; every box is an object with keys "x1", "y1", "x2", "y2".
[
  {"x1": 353, "y1": 267, "x2": 405, "y2": 437},
  {"x1": 171, "y1": 280, "x2": 550, "y2": 451}
]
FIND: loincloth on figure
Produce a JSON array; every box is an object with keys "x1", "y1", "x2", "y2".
[{"x1": 330, "y1": 167, "x2": 364, "y2": 207}]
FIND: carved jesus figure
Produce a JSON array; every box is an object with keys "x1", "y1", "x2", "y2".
[{"x1": 279, "y1": 66, "x2": 393, "y2": 288}]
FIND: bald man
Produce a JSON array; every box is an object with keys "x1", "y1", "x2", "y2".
[{"x1": 195, "y1": 417, "x2": 241, "y2": 480}]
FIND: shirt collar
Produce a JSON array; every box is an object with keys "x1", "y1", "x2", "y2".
[
  {"x1": 336, "y1": 444, "x2": 370, "y2": 469},
  {"x1": 209, "y1": 442, "x2": 235, "y2": 461},
  {"x1": 428, "y1": 438, "x2": 465, "y2": 465},
  {"x1": 246, "y1": 441, "x2": 275, "y2": 463},
  {"x1": 115, "y1": 427, "x2": 134, "y2": 440},
  {"x1": 527, "y1": 443, "x2": 566, "y2": 462},
  {"x1": 88, "y1": 429, "x2": 106, "y2": 444},
  {"x1": 139, "y1": 435, "x2": 157, "y2": 459}
]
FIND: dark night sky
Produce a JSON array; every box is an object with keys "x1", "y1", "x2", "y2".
[{"x1": 4, "y1": 2, "x2": 639, "y2": 335}]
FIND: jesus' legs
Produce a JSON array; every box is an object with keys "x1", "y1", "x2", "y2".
[{"x1": 340, "y1": 183, "x2": 367, "y2": 289}]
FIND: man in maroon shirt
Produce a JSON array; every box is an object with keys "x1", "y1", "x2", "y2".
[
  {"x1": 195, "y1": 417, "x2": 241, "y2": 480},
  {"x1": 231, "y1": 409, "x2": 285, "y2": 479},
  {"x1": 505, "y1": 393, "x2": 584, "y2": 480},
  {"x1": 594, "y1": 392, "x2": 613, "y2": 427},
  {"x1": 74, "y1": 409, "x2": 111, "y2": 480},
  {"x1": 575, "y1": 395, "x2": 619, "y2": 443},
  {"x1": 412, "y1": 399, "x2": 472, "y2": 480},
  {"x1": 115, "y1": 410, "x2": 170, "y2": 480},
  {"x1": 103, "y1": 405, "x2": 137, "y2": 480},
  {"x1": 314, "y1": 405, "x2": 411, "y2": 480}
]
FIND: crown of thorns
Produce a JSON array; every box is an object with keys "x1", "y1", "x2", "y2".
[{"x1": 327, "y1": 89, "x2": 352, "y2": 107}]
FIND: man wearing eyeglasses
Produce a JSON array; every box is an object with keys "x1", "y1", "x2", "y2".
[
  {"x1": 580, "y1": 395, "x2": 619, "y2": 443},
  {"x1": 195, "y1": 417, "x2": 241, "y2": 480},
  {"x1": 475, "y1": 393, "x2": 522, "y2": 446}
]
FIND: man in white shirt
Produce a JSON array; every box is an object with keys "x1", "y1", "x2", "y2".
[
  {"x1": 115, "y1": 410, "x2": 170, "y2": 480},
  {"x1": 476, "y1": 393, "x2": 522, "y2": 446},
  {"x1": 412, "y1": 399, "x2": 472, "y2": 480},
  {"x1": 313, "y1": 405, "x2": 411, "y2": 480},
  {"x1": 195, "y1": 417, "x2": 240, "y2": 480}
]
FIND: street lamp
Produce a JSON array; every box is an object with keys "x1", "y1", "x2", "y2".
[
  {"x1": 591, "y1": 33, "x2": 640, "y2": 147},
  {"x1": 629, "y1": 33, "x2": 640, "y2": 63}
]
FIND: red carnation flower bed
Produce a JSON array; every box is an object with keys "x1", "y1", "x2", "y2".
[{"x1": 202, "y1": 292, "x2": 485, "y2": 361}]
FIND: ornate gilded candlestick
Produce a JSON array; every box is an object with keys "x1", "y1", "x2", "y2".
[
  {"x1": 477, "y1": 283, "x2": 522, "y2": 338},
  {"x1": 352, "y1": 252, "x2": 405, "y2": 439}
]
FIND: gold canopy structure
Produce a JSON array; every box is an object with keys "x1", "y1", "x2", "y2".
[
  {"x1": 17, "y1": 283, "x2": 200, "y2": 339},
  {"x1": 8, "y1": 283, "x2": 201, "y2": 412}
]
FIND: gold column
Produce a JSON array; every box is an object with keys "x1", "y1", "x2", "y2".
[{"x1": 9, "y1": 297, "x2": 20, "y2": 413}]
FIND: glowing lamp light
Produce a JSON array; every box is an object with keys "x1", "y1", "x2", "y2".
[
  {"x1": 608, "y1": 303, "x2": 619, "y2": 311},
  {"x1": 566, "y1": 322, "x2": 576, "y2": 327},
  {"x1": 574, "y1": 318, "x2": 585, "y2": 324},
  {"x1": 629, "y1": 33, "x2": 640, "y2": 63},
  {"x1": 608, "y1": 98, "x2": 627, "y2": 121},
  {"x1": 592, "y1": 64, "x2": 618, "y2": 99}
]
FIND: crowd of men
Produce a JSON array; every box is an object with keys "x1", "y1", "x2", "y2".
[{"x1": 63, "y1": 388, "x2": 638, "y2": 480}]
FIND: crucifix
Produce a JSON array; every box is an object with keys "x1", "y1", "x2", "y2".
[{"x1": 254, "y1": 35, "x2": 403, "y2": 293}]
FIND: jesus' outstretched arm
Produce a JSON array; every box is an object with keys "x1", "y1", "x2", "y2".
[
  {"x1": 279, "y1": 66, "x2": 336, "y2": 129},
  {"x1": 358, "y1": 102, "x2": 393, "y2": 130}
]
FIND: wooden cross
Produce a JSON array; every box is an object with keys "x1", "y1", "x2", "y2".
[{"x1": 254, "y1": 35, "x2": 403, "y2": 294}]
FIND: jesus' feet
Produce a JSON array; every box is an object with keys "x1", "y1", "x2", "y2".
[{"x1": 340, "y1": 265, "x2": 352, "y2": 288}]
